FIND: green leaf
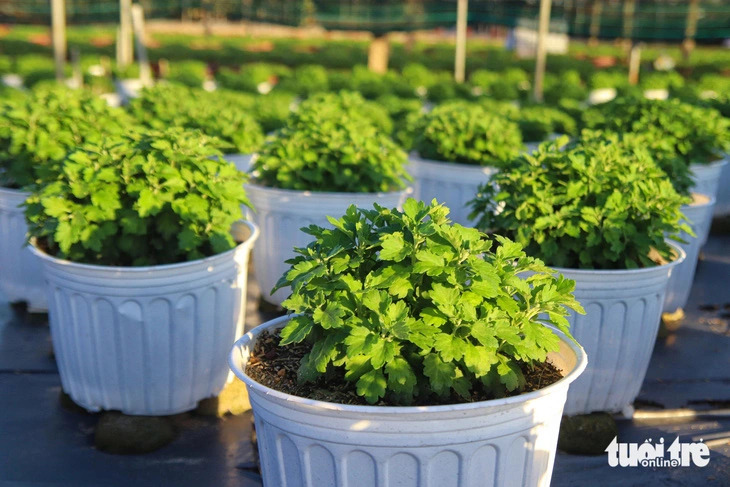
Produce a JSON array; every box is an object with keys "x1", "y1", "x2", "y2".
[
  {"x1": 313, "y1": 302, "x2": 346, "y2": 330},
  {"x1": 433, "y1": 333, "x2": 466, "y2": 362},
  {"x1": 279, "y1": 315, "x2": 314, "y2": 345},
  {"x1": 379, "y1": 232, "x2": 410, "y2": 262},
  {"x1": 423, "y1": 354, "x2": 456, "y2": 396},
  {"x1": 356, "y1": 369, "x2": 387, "y2": 404}
]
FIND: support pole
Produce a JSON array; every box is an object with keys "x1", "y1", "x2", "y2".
[
  {"x1": 131, "y1": 4, "x2": 153, "y2": 86},
  {"x1": 589, "y1": 0, "x2": 603, "y2": 46},
  {"x1": 51, "y1": 0, "x2": 67, "y2": 81},
  {"x1": 454, "y1": 0, "x2": 468, "y2": 83},
  {"x1": 118, "y1": 0, "x2": 133, "y2": 67},
  {"x1": 622, "y1": 0, "x2": 635, "y2": 50},
  {"x1": 533, "y1": 0, "x2": 552, "y2": 103},
  {"x1": 683, "y1": 0, "x2": 700, "y2": 59},
  {"x1": 368, "y1": 34, "x2": 389, "y2": 74},
  {"x1": 628, "y1": 42, "x2": 641, "y2": 86}
]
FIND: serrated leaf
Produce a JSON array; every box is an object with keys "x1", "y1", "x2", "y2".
[
  {"x1": 356, "y1": 369, "x2": 387, "y2": 404},
  {"x1": 279, "y1": 315, "x2": 314, "y2": 345}
]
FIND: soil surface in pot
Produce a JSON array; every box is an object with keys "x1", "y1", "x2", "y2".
[{"x1": 246, "y1": 329, "x2": 563, "y2": 407}]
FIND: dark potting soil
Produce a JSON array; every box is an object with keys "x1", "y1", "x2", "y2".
[{"x1": 245, "y1": 329, "x2": 564, "y2": 407}]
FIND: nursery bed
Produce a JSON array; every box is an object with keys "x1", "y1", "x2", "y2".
[{"x1": 1, "y1": 236, "x2": 729, "y2": 486}]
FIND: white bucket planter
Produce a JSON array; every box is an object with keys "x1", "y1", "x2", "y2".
[
  {"x1": 410, "y1": 153, "x2": 497, "y2": 227},
  {"x1": 230, "y1": 315, "x2": 587, "y2": 487},
  {"x1": 524, "y1": 133, "x2": 562, "y2": 154},
  {"x1": 557, "y1": 243, "x2": 685, "y2": 416},
  {"x1": 643, "y1": 89, "x2": 669, "y2": 100},
  {"x1": 30, "y1": 221, "x2": 259, "y2": 415},
  {"x1": 246, "y1": 185, "x2": 410, "y2": 305},
  {"x1": 663, "y1": 195, "x2": 715, "y2": 314},
  {"x1": 114, "y1": 78, "x2": 145, "y2": 104},
  {"x1": 0, "y1": 187, "x2": 47, "y2": 310},
  {"x1": 689, "y1": 158, "x2": 728, "y2": 202},
  {"x1": 225, "y1": 153, "x2": 255, "y2": 174},
  {"x1": 588, "y1": 87, "x2": 617, "y2": 105},
  {"x1": 710, "y1": 154, "x2": 730, "y2": 216}
]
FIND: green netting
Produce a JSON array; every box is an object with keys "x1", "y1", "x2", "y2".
[{"x1": 1, "y1": 0, "x2": 729, "y2": 41}]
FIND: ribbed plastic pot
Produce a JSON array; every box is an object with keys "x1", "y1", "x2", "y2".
[
  {"x1": 409, "y1": 153, "x2": 497, "y2": 226},
  {"x1": 246, "y1": 184, "x2": 410, "y2": 306},
  {"x1": 229, "y1": 315, "x2": 587, "y2": 487},
  {"x1": 0, "y1": 187, "x2": 47, "y2": 310},
  {"x1": 557, "y1": 243, "x2": 685, "y2": 416},
  {"x1": 226, "y1": 153, "x2": 255, "y2": 174},
  {"x1": 643, "y1": 89, "x2": 669, "y2": 100},
  {"x1": 690, "y1": 158, "x2": 728, "y2": 203},
  {"x1": 710, "y1": 154, "x2": 730, "y2": 217},
  {"x1": 29, "y1": 221, "x2": 259, "y2": 416},
  {"x1": 588, "y1": 88, "x2": 617, "y2": 105},
  {"x1": 524, "y1": 133, "x2": 561, "y2": 154},
  {"x1": 663, "y1": 195, "x2": 715, "y2": 314}
]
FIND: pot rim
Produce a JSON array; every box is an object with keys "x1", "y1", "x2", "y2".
[
  {"x1": 0, "y1": 185, "x2": 30, "y2": 197},
  {"x1": 28, "y1": 219, "x2": 259, "y2": 273},
  {"x1": 409, "y1": 151, "x2": 498, "y2": 170},
  {"x1": 689, "y1": 157, "x2": 729, "y2": 169},
  {"x1": 229, "y1": 314, "x2": 588, "y2": 414},
  {"x1": 551, "y1": 240, "x2": 686, "y2": 276},
  {"x1": 245, "y1": 181, "x2": 413, "y2": 199}
]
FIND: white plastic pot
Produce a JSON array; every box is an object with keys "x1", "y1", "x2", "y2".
[
  {"x1": 663, "y1": 195, "x2": 715, "y2": 314},
  {"x1": 114, "y1": 78, "x2": 145, "y2": 104},
  {"x1": 226, "y1": 153, "x2": 255, "y2": 174},
  {"x1": 557, "y1": 243, "x2": 685, "y2": 416},
  {"x1": 30, "y1": 221, "x2": 259, "y2": 415},
  {"x1": 689, "y1": 158, "x2": 728, "y2": 202},
  {"x1": 710, "y1": 154, "x2": 730, "y2": 216},
  {"x1": 643, "y1": 89, "x2": 669, "y2": 100},
  {"x1": 246, "y1": 184, "x2": 410, "y2": 305},
  {"x1": 230, "y1": 315, "x2": 587, "y2": 487},
  {"x1": 588, "y1": 87, "x2": 617, "y2": 105},
  {"x1": 0, "y1": 187, "x2": 47, "y2": 310},
  {"x1": 410, "y1": 153, "x2": 497, "y2": 226},
  {"x1": 524, "y1": 133, "x2": 562, "y2": 154}
]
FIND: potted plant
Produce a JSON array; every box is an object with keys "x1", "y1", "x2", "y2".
[
  {"x1": 24, "y1": 128, "x2": 259, "y2": 415},
  {"x1": 409, "y1": 101, "x2": 522, "y2": 226},
  {"x1": 584, "y1": 97, "x2": 730, "y2": 206},
  {"x1": 128, "y1": 84, "x2": 265, "y2": 172},
  {"x1": 165, "y1": 60, "x2": 209, "y2": 88},
  {"x1": 640, "y1": 71, "x2": 684, "y2": 100},
  {"x1": 246, "y1": 92, "x2": 411, "y2": 306},
  {"x1": 469, "y1": 68, "x2": 530, "y2": 101},
  {"x1": 579, "y1": 130, "x2": 711, "y2": 319},
  {"x1": 543, "y1": 70, "x2": 588, "y2": 105},
  {"x1": 470, "y1": 137, "x2": 689, "y2": 416},
  {"x1": 587, "y1": 71, "x2": 626, "y2": 105},
  {"x1": 276, "y1": 64, "x2": 330, "y2": 97},
  {"x1": 230, "y1": 199, "x2": 588, "y2": 487},
  {"x1": 0, "y1": 86, "x2": 132, "y2": 311},
  {"x1": 513, "y1": 105, "x2": 577, "y2": 152}
]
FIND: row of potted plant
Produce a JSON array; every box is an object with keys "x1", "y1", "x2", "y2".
[
  {"x1": 0, "y1": 83, "x2": 728, "y2": 485},
  {"x1": 224, "y1": 133, "x2": 697, "y2": 485}
]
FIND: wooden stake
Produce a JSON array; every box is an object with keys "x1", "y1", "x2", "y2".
[
  {"x1": 589, "y1": 0, "x2": 604, "y2": 45},
  {"x1": 51, "y1": 0, "x2": 67, "y2": 81},
  {"x1": 368, "y1": 35, "x2": 389, "y2": 74},
  {"x1": 622, "y1": 0, "x2": 635, "y2": 48},
  {"x1": 454, "y1": 0, "x2": 468, "y2": 83},
  {"x1": 118, "y1": 0, "x2": 133, "y2": 67},
  {"x1": 131, "y1": 4, "x2": 153, "y2": 86},
  {"x1": 71, "y1": 48, "x2": 82, "y2": 88},
  {"x1": 533, "y1": 0, "x2": 552, "y2": 103},
  {"x1": 683, "y1": 0, "x2": 700, "y2": 59},
  {"x1": 628, "y1": 43, "x2": 641, "y2": 86}
]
